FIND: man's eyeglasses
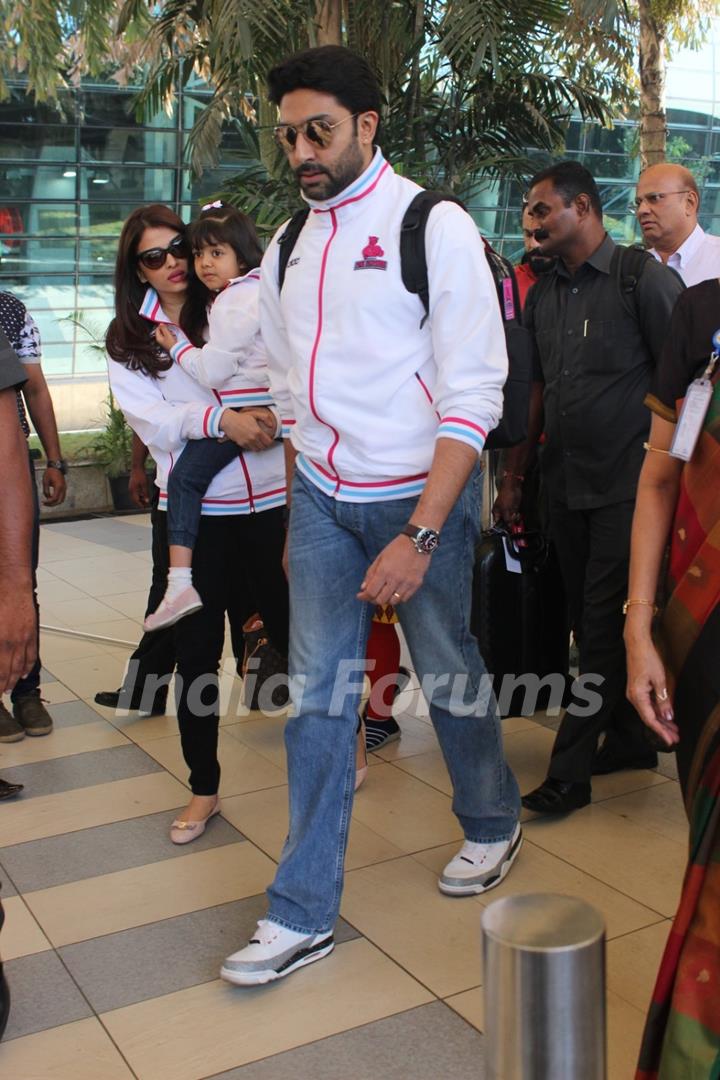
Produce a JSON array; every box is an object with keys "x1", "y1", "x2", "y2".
[
  {"x1": 137, "y1": 234, "x2": 190, "y2": 270},
  {"x1": 273, "y1": 113, "x2": 358, "y2": 153},
  {"x1": 631, "y1": 190, "x2": 691, "y2": 211}
]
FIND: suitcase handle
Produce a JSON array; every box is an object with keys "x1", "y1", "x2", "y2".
[{"x1": 486, "y1": 525, "x2": 550, "y2": 570}]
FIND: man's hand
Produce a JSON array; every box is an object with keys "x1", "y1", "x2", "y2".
[
  {"x1": 42, "y1": 465, "x2": 66, "y2": 506},
  {"x1": 357, "y1": 535, "x2": 432, "y2": 605},
  {"x1": 154, "y1": 324, "x2": 176, "y2": 353},
  {"x1": 240, "y1": 406, "x2": 277, "y2": 437},
  {"x1": 128, "y1": 465, "x2": 151, "y2": 508},
  {"x1": 220, "y1": 409, "x2": 275, "y2": 452},
  {"x1": 0, "y1": 587, "x2": 36, "y2": 694},
  {"x1": 492, "y1": 475, "x2": 523, "y2": 526}
]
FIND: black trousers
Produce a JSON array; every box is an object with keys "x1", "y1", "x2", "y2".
[
  {"x1": 546, "y1": 498, "x2": 651, "y2": 784},
  {"x1": 164, "y1": 507, "x2": 289, "y2": 795}
]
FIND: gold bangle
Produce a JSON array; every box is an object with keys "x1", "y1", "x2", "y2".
[
  {"x1": 623, "y1": 599, "x2": 659, "y2": 615},
  {"x1": 643, "y1": 442, "x2": 671, "y2": 455}
]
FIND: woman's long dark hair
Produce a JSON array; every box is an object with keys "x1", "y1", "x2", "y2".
[
  {"x1": 106, "y1": 204, "x2": 202, "y2": 376},
  {"x1": 180, "y1": 204, "x2": 264, "y2": 346}
]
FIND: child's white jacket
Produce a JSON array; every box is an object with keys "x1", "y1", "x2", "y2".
[
  {"x1": 166, "y1": 270, "x2": 275, "y2": 410},
  {"x1": 260, "y1": 150, "x2": 508, "y2": 503},
  {"x1": 108, "y1": 288, "x2": 285, "y2": 515}
]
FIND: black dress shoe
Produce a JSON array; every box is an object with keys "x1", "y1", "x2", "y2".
[
  {"x1": 521, "y1": 777, "x2": 591, "y2": 814},
  {"x1": 0, "y1": 965, "x2": 8, "y2": 1041},
  {"x1": 592, "y1": 743, "x2": 658, "y2": 775},
  {"x1": 93, "y1": 688, "x2": 167, "y2": 716},
  {"x1": 0, "y1": 779, "x2": 23, "y2": 800}
]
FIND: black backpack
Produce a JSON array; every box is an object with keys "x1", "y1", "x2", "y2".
[{"x1": 276, "y1": 191, "x2": 534, "y2": 449}]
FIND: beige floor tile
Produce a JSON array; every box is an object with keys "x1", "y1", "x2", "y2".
[
  {"x1": 352, "y1": 762, "x2": 463, "y2": 852},
  {"x1": 1, "y1": 895, "x2": 52, "y2": 961},
  {"x1": 36, "y1": 577, "x2": 89, "y2": 605},
  {"x1": 523, "y1": 804, "x2": 685, "y2": 916},
  {"x1": 0, "y1": 1017, "x2": 136, "y2": 1079},
  {"x1": 444, "y1": 985, "x2": 483, "y2": 1029},
  {"x1": 38, "y1": 681, "x2": 78, "y2": 705},
  {"x1": 600, "y1": 781, "x2": 688, "y2": 846},
  {"x1": 607, "y1": 989, "x2": 647, "y2": 1080},
  {"x1": 142, "y1": 730, "x2": 287, "y2": 798},
  {"x1": 221, "y1": 785, "x2": 406, "y2": 870},
  {"x1": 654, "y1": 752, "x2": 679, "y2": 781},
  {"x1": 607, "y1": 920, "x2": 671, "y2": 1012},
  {"x1": 591, "y1": 767, "x2": 670, "y2": 802},
  {"x1": 97, "y1": 704, "x2": 180, "y2": 742},
  {"x1": 391, "y1": 748, "x2": 452, "y2": 795},
  {"x1": 46, "y1": 554, "x2": 151, "y2": 585},
  {"x1": 101, "y1": 590, "x2": 152, "y2": 619},
  {"x1": 502, "y1": 714, "x2": 543, "y2": 734},
  {"x1": 342, "y1": 855, "x2": 486, "y2": 997},
  {"x1": 223, "y1": 715, "x2": 288, "y2": 769},
  {"x1": 101, "y1": 937, "x2": 433, "y2": 1080},
  {"x1": 372, "y1": 714, "x2": 441, "y2": 762},
  {"x1": 44, "y1": 653, "x2": 127, "y2": 698},
  {"x1": 38, "y1": 633, "x2": 109, "y2": 666},
  {"x1": 1, "y1": 771, "x2": 189, "y2": 846},
  {"x1": 41, "y1": 596, "x2": 123, "y2": 628},
  {"x1": 503, "y1": 725, "x2": 557, "y2": 792},
  {"x1": 70, "y1": 619, "x2": 142, "y2": 644},
  {"x1": 0, "y1": 720, "x2": 128, "y2": 767},
  {"x1": 25, "y1": 841, "x2": 273, "y2": 946},
  {"x1": 84, "y1": 570, "x2": 155, "y2": 597},
  {"x1": 413, "y1": 837, "x2": 664, "y2": 940},
  {"x1": 39, "y1": 537, "x2": 111, "y2": 563}
]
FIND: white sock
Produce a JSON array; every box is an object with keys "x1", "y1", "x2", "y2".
[{"x1": 165, "y1": 566, "x2": 193, "y2": 600}]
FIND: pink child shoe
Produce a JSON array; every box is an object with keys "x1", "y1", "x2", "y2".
[
  {"x1": 170, "y1": 800, "x2": 221, "y2": 845},
  {"x1": 144, "y1": 585, "x2": 203, "y2": 632}
]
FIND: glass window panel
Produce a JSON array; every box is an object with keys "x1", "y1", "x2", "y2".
[
  {"x1": 1, "y1": 281, "x2": 75, "y2": 311},
  {"x1": 1, "y1": 87, "x2": 71, "y2": 125},
  {"x1": 182, "y1": 91, "x2": 214, "y2": 131},
  {"x1": 81, "y1": 127, "x2": 177, "y2": 165},
  {"x1": 0, "y1": 238, "x2": 77, "y2": 277},
  {"x1": 0, "y1": 203, "x2": 78, "y2": 239},
  {"x1": 0, "y1": 125, "x2": 76, "y2": 163},
  {"x1": 73, "y1": 338, "x2": 110, "y2": 375},
  {"x1": 0, "y1": 163, "x2": 78, "y2": 203},
  {"x1": 34, "y1": 342, "x2": 74, "y2": 377},
  {"x1": 179, "y1": 166, "x2": 255, "y2": 204},
  {"x1": 76, "y1": 165, "x2": 175, "y2": 204},
  {"x1": 78, "y1": 237, "x2": 121, "y2": 272},
  {"x1": 80, "y1": 87, "x2": 174, "y2": 130}
]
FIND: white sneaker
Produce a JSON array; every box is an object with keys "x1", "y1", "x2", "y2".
[
  {"x1": 438, "y1": 824, "x2": 522, "y2": 896},
  {"x1": 220, "y1": 919, "x2": 335, "y2": 986},
  {"x1": 143, "y1": 585, "x2": 203, "y2": 632}
]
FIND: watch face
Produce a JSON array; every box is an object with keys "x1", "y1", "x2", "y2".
[{"x1": 416, "y1": 528, "x2": 439, "y2": 553}]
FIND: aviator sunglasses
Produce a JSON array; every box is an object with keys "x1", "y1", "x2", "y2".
[
  {"x1": 137, "y1": 234, "x2": 190, "y2": 271},
  {"x1": 273, "y1": 113, "x2": 358, "y2": 152}
]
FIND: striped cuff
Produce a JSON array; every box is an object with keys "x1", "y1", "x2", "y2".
[
  {"x1": 169, "y1": 336, "x2": 194, "y2": 365},
  {"x1": 203, "y1": 406, "x2": 225, "y2": 438},
  {"x1": 281, "y1": 418, "x2": 296, "y2": 439},
  {"x1": 436, "y1": 415, "x2": 487, "y2": 454}
]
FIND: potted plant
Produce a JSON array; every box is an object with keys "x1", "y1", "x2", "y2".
[{"x1": 92, "y1": 391, "x2": 135, "y2": 510}]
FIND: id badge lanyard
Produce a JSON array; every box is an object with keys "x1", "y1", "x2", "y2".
[{"x1": 669, "y1": 329, "x2": 720, "y2": 462}]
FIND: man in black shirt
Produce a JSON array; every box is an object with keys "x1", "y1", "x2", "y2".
[{"x1": 497, "y1": 161, "x2": 684, "y2": 814}]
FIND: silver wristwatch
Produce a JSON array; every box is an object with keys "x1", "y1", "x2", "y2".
[{"x1": 402, "y1": 523, "x2": 440, "y2": 554}]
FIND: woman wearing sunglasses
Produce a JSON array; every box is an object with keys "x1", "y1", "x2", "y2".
[{"x1": 106, "y1": 204, "x2": 288, "y2": 843}]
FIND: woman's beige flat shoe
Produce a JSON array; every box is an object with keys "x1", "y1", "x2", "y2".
[{"x1": 170, "y1": 800, "x2": 221, "y2": 845}]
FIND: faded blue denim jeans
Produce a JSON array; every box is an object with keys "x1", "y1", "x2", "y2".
[{"x1": 266, "y1": 466, "x2": 520, "y2": 934}]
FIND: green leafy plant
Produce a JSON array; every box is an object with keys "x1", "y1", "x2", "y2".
[{"x1": 91, "y1": 392, "x2": 133, "y2": 477}]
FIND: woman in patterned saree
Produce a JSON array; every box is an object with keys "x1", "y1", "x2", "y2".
[{"x1": 625, "y1": 278, "x2": 720, "y2": 1080}]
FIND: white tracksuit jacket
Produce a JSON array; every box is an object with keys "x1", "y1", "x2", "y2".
[
  {"x1": 108, "y1": 288, "x2": 286, "y2": 515},
  {"x1": 260, "y1": 150, "x2": 508, "y2": 502}
]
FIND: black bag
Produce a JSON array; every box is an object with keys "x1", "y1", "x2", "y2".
[
  {"x1": 240, "y1": 615, "x2": 289, "y2": 711},
  {"x1": 471, "y1": 527, "x2": 571, "y2": 718},
  {"x1": 276, "y1": 192, "x2": 534, "y2": 449}
]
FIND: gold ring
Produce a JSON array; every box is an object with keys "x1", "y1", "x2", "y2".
[
  {"x1": 392, "y1": 591, "x2": 402, "y2": 600},
  {"x1": 657, "y1": 688, "x2": 669, "y2": 702}
]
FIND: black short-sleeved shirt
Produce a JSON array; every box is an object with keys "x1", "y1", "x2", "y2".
[
  {"x1": 0, "y1": 327, "x2": 27, "y2": 392},
  {"x1": 524, "y1": 233, "x2": 685, "y2": 509},
  {"x1": 646, "y1": 278, "x2": 720, "y2": 422}
]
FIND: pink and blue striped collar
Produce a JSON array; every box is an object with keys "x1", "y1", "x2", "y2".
[
  {"x1": 138, "y1": 288, "x2": 175, "y2": 325},
  {"x1": 304, "y1": 149, "x2": 390, "y2": 215}
]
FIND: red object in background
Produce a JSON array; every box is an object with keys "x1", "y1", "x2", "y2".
[{"x1": 0, "y1": 207, "x2": 23, "y2": 249}]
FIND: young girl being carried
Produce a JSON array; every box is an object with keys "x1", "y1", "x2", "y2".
[{"x1": 145, "y1": 202, "x2": 279, "y2": 631}]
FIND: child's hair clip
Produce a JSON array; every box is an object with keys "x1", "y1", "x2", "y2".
[{"x1": 201, "y1": 199, "x2": 224, "y2": 212}]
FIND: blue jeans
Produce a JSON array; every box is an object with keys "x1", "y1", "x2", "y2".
[
  {"x1": 167, "y1": 437, "x2": 240, "y2": 548},
  {"x1": 12, "y1": 452, "x2": 40, "y2": 701},
  {"x1": 266, "y1": 467, "x2": 520, "y2": 934}
]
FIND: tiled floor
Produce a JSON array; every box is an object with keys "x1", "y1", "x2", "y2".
[{"x1": 0, "y1": 515, "x2": 686, "y2": 1079}]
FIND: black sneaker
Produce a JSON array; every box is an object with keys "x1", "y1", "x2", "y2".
[
  {"x1": 0, "y1": 779, "x2": 23, "y2": 799},
  {"x1": 0, "y1": 702, "x2": 24, "y2": 743},
  {"x1": 94, "y1": 688, "x2": 167, "y2": 717},
  {"x1": 12, "y1": 695, "x2": 53, "y2": 737}
]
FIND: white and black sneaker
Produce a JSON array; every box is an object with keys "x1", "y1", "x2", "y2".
[
  {"x1": 220, "y1": 919, "x2": 335, "y2": 986},
  {"x1": 438, "y1": 824, "x2": 523, "y2": 896}
]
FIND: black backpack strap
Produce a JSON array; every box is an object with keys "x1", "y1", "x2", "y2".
[
  {"x1": 611, "y1": 243, "x2": 653, "y2": 320},
  {"x1": 400, "y1": 191, "x2": 465, "y2": 319},
  {"x1": 276, "y1": 208, "x2": 311, "y2": 291},
  {"x1": 482, "y1": 239, "x2": 523, "y2": 326}
]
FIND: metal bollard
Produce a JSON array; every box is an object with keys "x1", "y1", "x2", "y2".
[{"x1": 482, "y1": 893, "x2": 606, "y2": 1080}]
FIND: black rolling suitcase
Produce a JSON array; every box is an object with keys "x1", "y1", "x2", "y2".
[{"x1": 471, "y1": 526, "x2": 570, "y2": 718}]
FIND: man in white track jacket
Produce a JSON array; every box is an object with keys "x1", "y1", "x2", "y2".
[{"x1": 221, "y1": 44, "x2": 522, "y2": 988}]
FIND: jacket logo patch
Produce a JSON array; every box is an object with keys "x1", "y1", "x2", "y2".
[{"x1": 354, "y1": 236, "x2": 387, "y2": 271}]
